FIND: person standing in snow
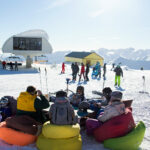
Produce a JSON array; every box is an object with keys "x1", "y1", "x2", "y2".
[
  {"x1": 114, "y1": 65, "x2": 123, "y2": 87},
  {"x1": 85, "y1": 62, "x2": 90, "y2": 81},
  {"x1": 103, "y1": 63, "x2": 107, "y2": 79},
  {"x1": 10, "y1": 62, "x2": 13, "y2": 70},
  {"x1": 61, "y1": 62, "x2": 65, "y2": 74},
  {"x1": 2, "y1": 61, "x2": 6, "y2": 69},
  {"x1": 95, "y1": 62, "x2": 101, "y2": 78},
  {"x1": 79, "y1": 63, "x2": 85, "y2": 82},
  {"x1": 73, "y1": 62, "x2": 79, "y2": 81},
  {"x1": 15, "y1": 61, "x2": 18, "y2": 71}
]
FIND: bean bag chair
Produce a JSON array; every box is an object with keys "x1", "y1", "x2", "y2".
[
  {"x1": 36, "y1": 134, "x2": 82, "y2": 150},
  {"x1": 86, "y1": 118, "x2": 102, "y2": 135},
  {"x1": 0, "y1": 127, "x2": 37, "y2": 146},
  {"x1": 104, "y1": 121, "x2": 146, "y2": 150},
  {"x1": 6, "y1": 115, "x2": 41, "y2": 135},
  {"x1": 42, "y1": 121, "x2": 80, "y2": 139},
  {"x1": 94, "y1": 108, "x2": 135, "y2": 142}
]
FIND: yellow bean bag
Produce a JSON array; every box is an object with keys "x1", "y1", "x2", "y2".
[
  {"x1": 36, "y1": 134, "x2": 82, "y2": 150},
  {"x1": 42, "y1": 121, "x2": 80, "y2": 139},
  {"x1": 0, "y1": 127, "x2": 37, "y2": 146}
]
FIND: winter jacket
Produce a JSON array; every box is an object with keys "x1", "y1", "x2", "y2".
[
  {"x1": 86, "y1": 64, "x2": 90, "y2": 74},
  {"x1": 17, "y1": 92, "x2": 49, "y2": 123},
  {"x1": 114, "y1": 67, "x2": 123, "y2": 76},
  {"x1": 80, "y1": 65, "x2": 85, "y2": 73},
  {"x1": 69, "y1": 93, "x2": 87, "y2": 107},
  {"x1": 49, "y1": 97, "x2": 78, "y2": 125},
  {"x1": 73, "y1": 64, "x2": 79, "y2": 74},
  {"x1": 97, "y1": 101, "x2": 125, "y2": 122}
]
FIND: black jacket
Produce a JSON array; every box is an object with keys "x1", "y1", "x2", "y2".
[{"x1": 114, "y1": 67, "x2": 123, "y2": 76}]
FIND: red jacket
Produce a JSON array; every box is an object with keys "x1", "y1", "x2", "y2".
[{"x1": 81, "y1": 65, "x2": 85, "y2": 73}]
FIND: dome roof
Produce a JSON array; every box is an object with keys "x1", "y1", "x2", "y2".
[{"x1": 15, "y1": 29, "x2": 49, "y2": 40}]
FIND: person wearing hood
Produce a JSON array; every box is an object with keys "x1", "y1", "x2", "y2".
[
  {"x1": 114, "y1": 64, "x2": 123, "y2": 87},
  {"x1": 97, "y1": 91, "x2": 125, "y2": 122},
  {"x1": 85, "y1": 91, "x2": 125, "y2": 135},
  {"x1": 49, "y1": 90, "x2": 78, "y2": 125}
]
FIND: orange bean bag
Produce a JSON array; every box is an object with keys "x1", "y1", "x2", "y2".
[{"x1": 0, "y1": 127, "x2": 37, "y2": 146}]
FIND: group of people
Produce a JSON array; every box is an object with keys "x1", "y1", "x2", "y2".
[
  {"x1": 0, "y1": 84, "x2": 126, "y2": 137},
  {"x1": 1, "y1": 61, "x2": 18, "y2": 71},
  {"x1": 69, "y1": 62, "x2": 106, "y2": 82},
  {"x1": 61, "y1": 62, "x2": 124, "y2": 87}
]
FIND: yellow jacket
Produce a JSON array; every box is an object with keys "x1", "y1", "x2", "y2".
[{"x1": 17, "y1": 92, "x2": 36, "y2": 112}]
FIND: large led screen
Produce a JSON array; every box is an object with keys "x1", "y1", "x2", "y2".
[{"x1": 13, "y1": 37, "x2": 42, "y2": 51}]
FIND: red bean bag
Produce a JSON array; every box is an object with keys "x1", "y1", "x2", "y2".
[
  {"x1": 0, "y1": 127, "x2": 37, "y2": 146},
  {"x1": 94, "y1": 108, "x2": 135, "y2": 142}
]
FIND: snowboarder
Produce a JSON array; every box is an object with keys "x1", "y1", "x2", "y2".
[
  {"x1": 114, "y1": 65, "x2": 123, "y2": 87},
  {"x1": 61, "y1": 62, "x2": 65, "y2": 74}
]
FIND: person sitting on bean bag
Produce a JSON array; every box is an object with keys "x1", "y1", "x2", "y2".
[
  {"x1": 17, "y1": 86, "x2": 50, "y2": 123},
  {"x1": 85, "y1": 91, "x2": 125, "y2": 135},
  {"x1": 49, "y1": 90, "x2": 78, "y2": 125},
  {"x1": 97, "y1": 91, "x2": 125, "y2": 122},
  {"x1": 69, "y1": 86, "x2": 87, "y2": 108}
]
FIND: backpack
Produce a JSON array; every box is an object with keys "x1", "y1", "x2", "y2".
[{"x1": 51, "y1": 101, "x2": 77, "y2": 125}]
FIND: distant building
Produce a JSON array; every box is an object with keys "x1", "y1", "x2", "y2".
[
  {"x1": 65, "y1": 52, "x2": 104, "y2": 66},
  {"x1": 2, "y1": 29, "x2": 53, "y2": 67},
  {"x1": 2, "y1": 29, "x2": 53, "y2": 58}
]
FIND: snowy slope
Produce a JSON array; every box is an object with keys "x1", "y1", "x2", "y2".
[{"x1": 0, "y1": 64, "x2": 149, "y2": 150}]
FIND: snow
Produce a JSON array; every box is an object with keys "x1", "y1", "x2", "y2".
[{"x1": 0, "y1": 63, "x2": 150, "y2": 150}]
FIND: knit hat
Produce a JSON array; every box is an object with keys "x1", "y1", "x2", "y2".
[{"x1": 110, "y1": 91, "x2": 123, "y2": 101}]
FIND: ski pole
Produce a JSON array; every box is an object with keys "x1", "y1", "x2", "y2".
[
  {"x1": 39, "y1": 68, "x2": 42, "y2": 92},
  {"x1": 45, "y1": 68, "x2": 49, "y2": 96}
]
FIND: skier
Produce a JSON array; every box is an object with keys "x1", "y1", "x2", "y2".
[
  {"x1": 114, "y1": 65, "x2": 123, "y2": 87},
  {"x1": 85, "y1": 62, "x2": 90, "y2": 81},
  {"x1": 61, "y1": 62, "x2": 65, "y2": 74},
  {"x1": 103, "y1": 63, "x2": 106, "y2": 79},
  {"x1": 95, "y1": 62, "x2": 101, "y2": 78},
  {"x1": 79, "y1": 63, "x2": 85, "y2": 82},
  {"x1": 72, "y1": 62, "x2": 79, "y2": 81},
  {"x1": 71, "y1": 63, "x2": 75, "y2": 78}
]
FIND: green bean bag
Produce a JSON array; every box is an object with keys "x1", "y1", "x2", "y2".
[
  {"x1": 36, "y1": 134, "x2": 82, "y2": 150},
  {"x1": 104, "y1": 121, "x2": 146, "y2": 150},
  {"x1": 42, "y1": 121, "x2": 80, "y2": 139}
]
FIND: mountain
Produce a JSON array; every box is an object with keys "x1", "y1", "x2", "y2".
[{"x1": 46, "y1": 48, "x2": 150, "y2": 70}]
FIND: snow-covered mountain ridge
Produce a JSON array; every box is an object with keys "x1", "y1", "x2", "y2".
[{"x1": 46, "y1": 48, "x2": 150, "y2": 70}]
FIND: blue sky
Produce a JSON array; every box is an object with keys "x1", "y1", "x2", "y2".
[{"x1": 0, "y1": 0, "x2": 150, "y2": 52}]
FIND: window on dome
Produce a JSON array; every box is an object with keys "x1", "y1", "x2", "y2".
[{"x1": 13, "y1": 37, "x2": 42, "y2": 51}]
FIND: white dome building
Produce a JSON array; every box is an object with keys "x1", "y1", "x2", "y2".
[{"x1": 2, "y1": 29, "x2": 53, "y2": 58}]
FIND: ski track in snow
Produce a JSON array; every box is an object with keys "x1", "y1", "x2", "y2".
[{"x1": 0, "y1": 64, "x2": 150, "y2": 150}]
